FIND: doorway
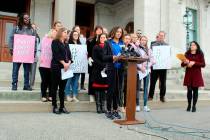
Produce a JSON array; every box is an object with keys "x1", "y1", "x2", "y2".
[
  {"x1": 76, "y1": 2, "x2": 94, "y2": 38},
  {"x1": 0, "y1": 0, "x2": 31, "y2": 62}
]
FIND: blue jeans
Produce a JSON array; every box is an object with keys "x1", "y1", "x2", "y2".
[
  {"x1": 65, "y1": 73, "x2": 80, "y2": 96},
  {"x1": 12, "y1": 62, "x2": 31, "y2": 87},
  {"x1": 142, "y1": 74, "x2": 150, "y2": 106}
]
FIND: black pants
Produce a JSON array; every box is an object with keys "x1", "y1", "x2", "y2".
[
  {"x1": 39, "y1": 67, "x2": 52, "y2": 98},
  {"x1": 51, "y1": 68, "x2": 67, "y2": 108},
  {"x1": 88, "y1": 72, "x2": 94, "y2": 95},
  {"x1": 107, "y1": 68, "x2": 124, "y2": 112},
  {"x1": 149, "y1": 69, "x2": 167, "y2": 99},
  {"x1": 187, "y1": 87, "x2": 198, "y2": 107},
  {"x1": 80, "y1": 73, "x2": 85, "y2": 87}
]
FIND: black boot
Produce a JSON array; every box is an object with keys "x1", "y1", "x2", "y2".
[
  {"x1": 100, "y1": 91, "x2": 106, "y2": 113},
  {"x1": 95, "y1": 91, "x2": 102, "y2": 114},
  {"x1": 186, "y1": 104, "x2": 191, "y2": 112},
  {"x1": 192, "y1": 106, "x2": 196, "y2": 112}
]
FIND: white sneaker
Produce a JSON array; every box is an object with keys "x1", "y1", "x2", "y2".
[
  {"x1": 72, "y1": 96, "x2": 79, "y2": 103},
  {"x1": 143, "y1": 106, "x2": 150, "y2": 112},
  {"x1": 66, "y1": 96, "x2": 73, "y2": 102},
  {"x1": 89, "y1": 95, "x2": 95, "y2": 103},
  {"x1": 119, "y1": 107, "x2": 126, "y2": 113},
  {"x1": 136, "y1": 106, "x2": 141, "y2": 112},
  {"x1": 41, "y1": 97, "x2": 47, "y2": 102}
]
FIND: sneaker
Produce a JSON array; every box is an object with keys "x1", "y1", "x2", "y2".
[
  {"x1": 143, "y1": 106, "x2": 150, "y2": 112},
  {"x1": 48, "y1": 97, "x2": 52, "y2": 101},
  {"x1": 119, "y1": 107, "x2": 126, "y2": 113},
  {"x1": 23, "y1": 86, "x2": 32, "y2": 91},
  {"x1": 136, "y1": 106, "x2": 141, "y2": 112},
  {"x1": 72, "y1": 96, "x2": 79, "y2": 103},
  {"x1": 12, "y1": 86, "x2": 17, "y2": 91},
  {"x1": 66, "y1": 96, "x2": 73, "y2": 102},
  {"x1": 112, "y1": 111, "x2": 122, "y2": 120},
  {"x1": 41, "y1": 97, "x2": 47, "y2": 102},
  {"x1": 105, "y1": 112, "x2": 115, "y2": 120},
  {"x1": 89, "y1": 95, "x2": 95, "y2": 103},
  {"x1": 12, "y1": 83, "x2": 17, "y2": 91}
]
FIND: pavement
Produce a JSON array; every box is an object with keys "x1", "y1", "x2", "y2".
[{"x1": 0, "y1": 106, "x2": 210, "y2": 140}]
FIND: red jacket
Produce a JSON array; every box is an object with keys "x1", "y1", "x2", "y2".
[{"x1": 181, "y1": 52, "x2": 205, "y2": 87}]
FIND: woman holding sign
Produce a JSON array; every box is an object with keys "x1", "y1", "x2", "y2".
[
  {"x1": 181, "y1": 41, "x2": 205, "y2": 112},
  {"x1": 51, "y1": 27, "x2": 72, "y2": 114},
  {"x1": 64, "y1": 31, "x2": 81, "y2": 103}
]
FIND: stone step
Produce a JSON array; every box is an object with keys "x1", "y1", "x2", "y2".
[
  {"x1": 0, "y1": 89, "x2": 90, "y2": 101},
  {"x1": 0, "y1": 87, "x2": 209, "y2": 101},
  {"x1": 0, "y1": 100, "x2": 209, "y2": 113}
]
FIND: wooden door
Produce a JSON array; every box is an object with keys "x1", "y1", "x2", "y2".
[{"x1": 0, "y1": 16, "x2": 17, "y2": 62}]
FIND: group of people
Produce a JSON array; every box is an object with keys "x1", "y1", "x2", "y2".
[{"x1": 8, "y1": 13, "x2": 206, "y2": 117}]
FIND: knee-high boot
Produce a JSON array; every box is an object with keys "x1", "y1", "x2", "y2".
[
  {"x1": 95, "y1": 91, "x2": 102, "y2": 114},
  {"x1": 100, "y1": 91, "x2": 106, "y2": 113}
]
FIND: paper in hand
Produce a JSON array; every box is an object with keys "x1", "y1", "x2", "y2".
[
  {"x1": 61, "y1": 69, "x2": 74, "y2": 80},
  {"x1": 176, "y1": 54, "x2": 187, "y2": 61}
]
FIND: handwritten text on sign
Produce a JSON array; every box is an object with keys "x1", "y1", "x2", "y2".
[
  {"x1": 152, "y1": 45, "x2": 171, "y2": 70},
  {"x1": 13, "y1": 34, "x2": 35, "y2": 63},
  {"x1": 69, "y1": 44, "x2": 88, "y2": 73},
  {"x1": 39, "y1": 36, "x2": 52, "y2": 68}
]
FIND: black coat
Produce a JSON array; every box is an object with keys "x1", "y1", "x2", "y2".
[
  {"x1": 51, "y1": 39, "x2": 72, "y2": 70},
  {"x1": 102, "y1": 41, "x2": 114, "y2": 71},
  {"x1": 87, "y1": 37, "x2": 97, "y2": 73},
  {"x1": 91, "y1": 44, "x2": 108, "y2": 89}
]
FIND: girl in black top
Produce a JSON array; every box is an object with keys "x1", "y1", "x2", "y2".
[{"x1": 51, "y1": 27, "x2": 72, "y2": 114}]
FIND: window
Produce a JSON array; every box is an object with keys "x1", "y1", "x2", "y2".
[{"x1": 188, "y1": 8, "x2": 198, "y2": 42}]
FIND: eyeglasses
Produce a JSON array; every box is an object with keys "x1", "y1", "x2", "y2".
[{"x1": 24, "y1": 17, "x2": 30, "y2": 20}]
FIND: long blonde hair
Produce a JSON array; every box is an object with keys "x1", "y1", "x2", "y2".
[{"x1": 55, "y1": 27, "x2": 67, "y2": 41}]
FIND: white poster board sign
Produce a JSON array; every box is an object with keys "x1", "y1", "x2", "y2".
[
  {"x1": 152, "y1": 45, "x2": 172, "y2": 70},
  {"x1": 69, "y1": 44, "x2": 88, "y2": 73}
]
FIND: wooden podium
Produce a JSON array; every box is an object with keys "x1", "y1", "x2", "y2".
[{"x1": 114, "y1": 57, "x2": 147, "y2": 125}]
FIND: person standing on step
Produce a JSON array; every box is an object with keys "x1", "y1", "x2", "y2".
[
  {"x1": 72, "y1": 25, "x2": 86, "y2": 90},
  {"x1": 39, "y1": 21, "x2": 62, "y2": 102},
  {"x1": 87, "y1": 26, "x2": 103, "y2": 102},
  {"x1": 51, "y1": 27, "x2": 72, "y2": 114},
  {"x1": 103, "y1": 26, "x2": 125, "y2": 120},
  {"x1": 65, "y1": 31, "x2": 81, "y2": 103},
  {"x1": 8, "y1": 13, "x2": 37, "y2": 91},
  {"x1": 91, "y1": 33, "x2": 108, "y2": 114},
  {"x1": 181, "y1": 41, "x2": 205, "y2": 112},
  {"x1": 29, "y1": 23, "x2": 40, "y2": 90},
  {"x1": 148, "y1": 31, "x2": 168, "y2": 102}
]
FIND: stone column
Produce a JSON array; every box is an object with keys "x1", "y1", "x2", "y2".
[
  {"x1": 54, "y1": 0, "x2": 76, "y2": 29},
  {"x1": 134, "y1": 0, "x2": 145, "y2": 33}
]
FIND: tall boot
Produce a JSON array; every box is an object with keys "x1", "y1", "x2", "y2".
[
  {"x1": 95, "y1": 91, "x2": 102, "y2": 114},
  {"x1": 100, "y1": 91, "x2": 106, "y2": 113},
  {"x1": 192, "y1": 90, "x2": 198, "y2": 112}
]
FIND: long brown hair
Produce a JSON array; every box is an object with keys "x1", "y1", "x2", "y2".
[
  {"x1": 55, "y1": 27, "x2": 67, "y2": 41},
  {"x1": 108, "y1": 26, "x2": 124, "y2": 40}
]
